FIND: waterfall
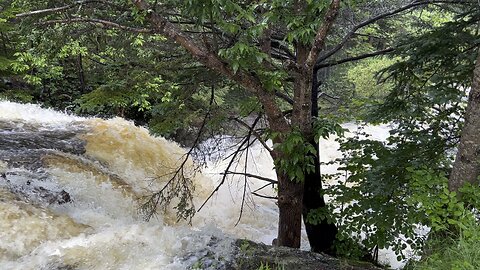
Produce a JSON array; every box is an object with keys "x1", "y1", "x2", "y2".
[
  {"x1": 0, "y1": 101, "x2": 284, "y2": 269},
  {"x1": 0, "y1": 101, "x2": 404, "y2": 269}
]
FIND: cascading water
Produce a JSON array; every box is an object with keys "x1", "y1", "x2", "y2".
[
  {"x1": 0, "y1": 101, "x2": 284, "y2": 270},
  {"x1": 0, "y1": 100, "x2": 402, "y2": 269}
]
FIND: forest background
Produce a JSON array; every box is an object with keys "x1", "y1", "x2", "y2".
[{"x1": 1, "y1": 0, "x2": 480, "y2": 268}]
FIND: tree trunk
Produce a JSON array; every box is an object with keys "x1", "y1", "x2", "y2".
[
  {"x1": 77, "y1": 54, "x2": 86, "y2": 94},
  {"x1": 302, "y1": 72, "x2": 338, "y2": 254},
  {"x1": 302, "y1": 138, "x2": 339, "y2": 254},
  {"x1": 449, "y1": 50, "x2": 480, "y2": 192},
  {"x1": 277, "y1": 170, "x2": 304, "y2": 248},
  {"x1": 274, "y1": 44, "x2": 311, "y2": 248}
]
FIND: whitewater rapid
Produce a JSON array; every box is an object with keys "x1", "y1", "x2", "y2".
[
  {"x1": 0, "y1": 101, "x2": 398, "y2": 269},
  {"x1": 0, "y1": 101, "x2": 286, "y2": 269}
]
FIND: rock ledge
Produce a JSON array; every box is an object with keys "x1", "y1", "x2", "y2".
[{"x1": 189, "y1": 238, "x2": 383, "y2": 270}]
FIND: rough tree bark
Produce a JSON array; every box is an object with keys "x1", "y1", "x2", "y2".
[
  {"x1": 302, "y1": 70, "x2": 338, "y2": 254},
  {"x1": 449, "y1": 49, "x2": 480, "y2": 192}
]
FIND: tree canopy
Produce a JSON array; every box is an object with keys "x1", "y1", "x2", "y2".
[{"x1": 1, "y1": 0, "x2": 480, "y2": 266}]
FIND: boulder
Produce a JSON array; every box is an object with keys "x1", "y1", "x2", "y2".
[{"x1": 187, "y1": 238, "x2": 383, "y2": 270}]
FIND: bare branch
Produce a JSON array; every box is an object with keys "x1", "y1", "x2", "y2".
[
  {"x1": 315, "y1": 48, "x2": 395, "y2": 69},
  {"x1": 197, "y1": 136, "x2": 250, "y2": 212},
  {"x1": 38, "y1": 18, "x2": 153, "y2": 33},
  {"x1": 223, "y1": 171, "x2": 278, "y2": 184},
  {"x1": 252, "y1": 192, "x2": 277, "y2": 200},
  {"x1": 16, "y1": 1, "x2": 90, "y2": 17},
  {"x1": 198, "y1": 113, "x2": 265, "y2": 212},
  {"x1": 235, "y1": 141, "x2": 250, "y2": 226},
  {"x1": 250, "y1": 182, "x2": 277, "y2": 200},
  {"x1": 230, "y1": 116, "x2": 272, "y2": 153},
  {"x1": 15, "y1": 0, "x2": 122, "y2": 18}
]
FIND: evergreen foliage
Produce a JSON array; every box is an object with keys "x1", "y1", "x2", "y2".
[{"x1": 2, "y1": 0, "x2": 480, "y2": 266}]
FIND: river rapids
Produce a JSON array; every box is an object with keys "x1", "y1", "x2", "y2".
[{"x1": 0, "y1": 101, "x2": 397, "y2": 269}]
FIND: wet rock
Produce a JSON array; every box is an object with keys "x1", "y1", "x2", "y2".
[
  {"x1": 1, "y1": 171, "x2": 72, "y2": 205},
  {"x1": 55, "y1": 190, "x2": 72, "y2": 204},
  {"x1": 188, "y1": 238, "x2": 383, "y2": 270},
  {"x1": 33, "y1": 186, "x2": 72, "y2": 204},
  {"x1": 0, "y1": 120, "x2": 87, "y2": 170},
  {"x1": 42, "y1": 263, "x2": 77, "y2": 270}
]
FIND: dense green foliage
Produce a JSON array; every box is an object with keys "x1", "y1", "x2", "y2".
[
  {"x1": 1, "y1": 0, "x2": 480, "y2": 267},
  {"x1": 408, "y1": 221, "x2": 480, "y2": 270},
  {"x1": 325, "y1": 4, "x2": 480, "y2": 262}
]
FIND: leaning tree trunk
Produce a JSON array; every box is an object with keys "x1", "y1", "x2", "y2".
[
  {"x1": 449, "y1": 49, "x2": 480, "y2": 192},
  {"x1": 302, "y1": 71, "x2": 338, "y2": 254},
  {"x1": 302, "y1": 139, "x2": 339, "y2": 254}
]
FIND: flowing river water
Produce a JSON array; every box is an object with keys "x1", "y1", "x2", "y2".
[{"x1": 0, "y1": 101, "x2": 399, "y2": 269}]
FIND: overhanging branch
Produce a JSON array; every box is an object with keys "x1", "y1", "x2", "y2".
[
  {"x1": 16, "y1": 0, "x2": 123, "y2": 18},
  {"x1": 38, "y1": 18, "x2": 153, "y2": 33},
  {"x1": 315, "y1": 48, "x2": 394, "y2": 69},
  {"x1": 222, "y1": 171, "x2": 277, "y2": 184},
  {"x1": 314, "y1": 0, "x2": 470, "y2": 70},
  {"x1": 131, "y1": 0, "x2": 290, "y2": 134},
  {"x1": 231, "y1": 116, "x2": 272, "y2": 153}
]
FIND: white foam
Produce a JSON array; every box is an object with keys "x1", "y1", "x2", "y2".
[
  {"x1": 0, "y1": 100, "x2": 83, "y2": 125},
  {"x1": 0, "y1": 102, "x2": 406, "y2": 269}
]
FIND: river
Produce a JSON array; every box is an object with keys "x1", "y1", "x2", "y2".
[{"x1": 0, "y1": 101, "x2": 401, "y2": 269}]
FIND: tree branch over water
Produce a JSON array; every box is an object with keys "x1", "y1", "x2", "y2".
[{"x1": 140, "y1": 87, "x2": 216, "y2": 222}]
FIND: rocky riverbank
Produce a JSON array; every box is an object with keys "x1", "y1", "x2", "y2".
[{"x1": 186, "y1": 238, "x2": 383, "y2": 270}]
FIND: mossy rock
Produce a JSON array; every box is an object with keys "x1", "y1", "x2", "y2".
[{"x1": 187, "y1": 238, "x2": 384, "y2": 270}]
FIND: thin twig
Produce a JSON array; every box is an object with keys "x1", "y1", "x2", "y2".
[
  {"x1": 252, "y1": 192, "x2": 277, "y2": 200},
  {"x1": 141, "y1": 86, "x2": 216, "y2": 220},
  {"x1": 235, "y1": 138, "x2": 250, "y2": 226},
  {"x1": 230, "y1": 116, "x2": 272, "y2": 153},
  {"x1": 222, "y1": 171, "x2": 277, "y2": 184},
  {"x1": 197, "y1": 114, "x2": 264, "y2": 212},
  {"x1": 197, "y1": 136, "x2": 250, "y2": 212},
  {"x1": 16, "y1": 0, "x2": 124, "y2": 17}
]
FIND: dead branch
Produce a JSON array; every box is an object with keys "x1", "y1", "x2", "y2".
[
  {"x1": 235, "y1": 139, "x2": 250, "y2": 226},
  {"x1": 197, "y1": 112, "x2": 265, "y2": 212},
  {"x1": 222, "y1": 171, "x2": 277, "y2": 185},
  {"x1": 252, "y1": 192, "x2": 277, "y2": 200},
  {"x1": 38, "y1": 18, "x2": 153, "y2": 33},
  {"x1": 197, "y1": 135, "x2": 251, "y2": 212},
  {"x1": 140, "y1": 86, "x2": 216, "y2": 221},
  {"x1": 16, "y1": 0, "x2": 123, "y2": 18},
  {"x1": 230, "y1": 116, "x2": 272, "y2": 153},
  {"x1": 315, "y1": 48, "x2": 394, "y2": 70}
]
